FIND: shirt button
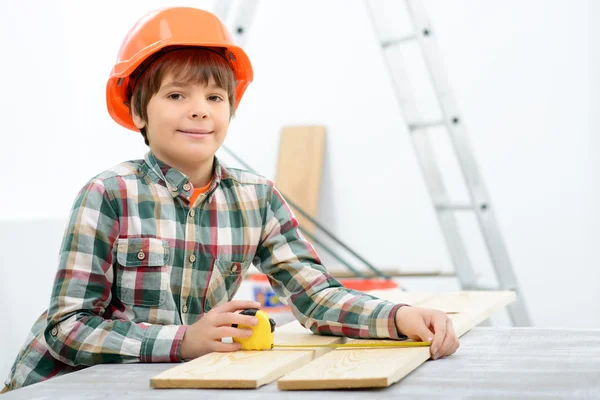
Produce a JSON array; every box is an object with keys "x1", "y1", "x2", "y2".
[
  {"x1": 137, "y1": 251, "x2": 146, "y2": 260},
  {"x1": 189, "y1": 255, "x2": 196, "y2": 263},
  {"x1": 231, "y1": 264, "x2": 238, "y2": 273},
  {"x1": 51, "y1": 327, "x2": 58, "y2": 336},
  {"x1": 189, "y1": 209, "x2": 195, "y2": 217},
  {"x1": 170, "y1": 187, "x2": 178, "y2": 192},
  {"x1": 182, "y1": 305, "x2": 188, "y2": 313},
  {"x1": 183, "y1": 183, "x2": 191, "y2": 191}
]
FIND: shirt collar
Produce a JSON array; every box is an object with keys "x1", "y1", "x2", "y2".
[{"x1": 143, "y1": 151, "x2": 222, "y2": 198}]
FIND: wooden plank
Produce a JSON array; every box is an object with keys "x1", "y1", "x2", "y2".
[
  {"x1": 151, "y1": 291, "x2": 514, "y2": 390},
  {"x1": 150, "y1": 323, "x2": 344, "y2": 389},
  {"x1": 417, "y1": 290, "x2": 514, "y2": 316},
  {"x1": 364, "y1": 289, "x2": 435, "y2": 305},
  {"x1": 277, "y1": 291, "x2": 516, "y2": 390},
  {"x1": 274, "y1": 126, "x2": 326, "y2": 234},
  {"x1": 444, "y1": 291, "x2": 516, "y2": 336},
  {"x1": 149, "y1": 290, "x2": 432, "y2": 389}
]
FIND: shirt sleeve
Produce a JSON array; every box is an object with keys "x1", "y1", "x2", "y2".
[
  {"x1": 253, "y1": 184, "x2": 408, "y2": 340},
  {"x1": 44, "y1": 178, "x2": 187, "y2": 366}
]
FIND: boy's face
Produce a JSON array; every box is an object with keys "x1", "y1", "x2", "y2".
[{"x1": 133, "y1": 74, "x2": 231, "y2": 169}]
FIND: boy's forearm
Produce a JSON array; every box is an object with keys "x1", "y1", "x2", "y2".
[
  {"x1": 287, "y1": 283, "x2": 407, "y2": 340},
  {"x1": 44, "y1": 312, "x2": 187, "y2": 366},
  {"x1": 259, "y1": 258, "x2": 408, "y2": 339},
  {"x1": 256, "y1": 186, "x2": 408, "y2": 340}
]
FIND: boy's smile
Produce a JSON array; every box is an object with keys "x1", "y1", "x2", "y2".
[{"x1": 178, "y1": 128, "x2": 212, "y2": 138}]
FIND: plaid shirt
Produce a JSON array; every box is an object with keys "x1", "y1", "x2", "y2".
[{"x1": 5, "y1": 151, "x2": 405, "y2": 390}]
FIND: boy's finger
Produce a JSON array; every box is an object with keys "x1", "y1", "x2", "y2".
[
  {"x1": 413, "y1": 321, "x2": 435, "y2": 344},
  {"x1": 430, "y1": 313, "x2": 447, "y2": 357},
  {"x1": 211, "y1": 341, "x2": 242, "y2": 353},
  {"x1": 212, "y1": 300, "x2": 262, "y2": 314},
  {"x1": 435, "y1": 319, "x2": 456, "y2": 359},
  {"x1": 446, "y1": 317, "x2": 458, "y2": 338},
  {"x1": 212, "y1": 326, "x2": 253, "y2": 340},
  {"x1": 215, "y1": 311, "x2": 258, "y2": 327}
]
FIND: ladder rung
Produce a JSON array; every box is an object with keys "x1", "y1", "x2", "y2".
[
  {"x1": 437, "y1": 202, "x2": 490, "y2": 211},
  {"x1": 436, "y1": 202, "x2": 473, "y2": 211},
  {"x1": 408, "y1": 120, "x2": 445, "y2": 131},
  {"x1": 381, "y1": 35, "x2": 416, "y2": 48}
]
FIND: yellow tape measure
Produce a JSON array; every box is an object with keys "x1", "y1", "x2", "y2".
[
  {"x1": 274, "y1": 342, "x2": 432, "y2": 349},
  {"x1": 232, "y1": 309, "x2": 432, "y2": 350}
]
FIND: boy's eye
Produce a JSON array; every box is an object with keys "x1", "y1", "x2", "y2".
[
  {"x1": 208, "y1": 95, "x2": 223, "y2": 102},
  {"x1": 168, "y1": 93, "x2": 183, "y2": 100}
]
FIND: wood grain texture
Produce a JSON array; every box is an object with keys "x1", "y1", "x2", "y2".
[
  {"x1": 150, "y1": 291, "x2": 515, "y2": 390},
  {"x1": 277, "y1": 291, "x2": 516, "y2": 390},
  {"x1": 149, "y1": 290, "x2": 431, "y2": 389},
  {"x1": 150, "y1": 325, "x2": 344, "y2": 389},
  {"x1": 274, "y1": 126, "x2": 326, "y2": 234},
  {"x1": 363, "y1": 289, "x2": 435, "y2": 305}
]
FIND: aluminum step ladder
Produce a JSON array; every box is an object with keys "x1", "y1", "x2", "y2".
[{"x1": 215, "y1": 0, "x2": 532, "y2": 326}]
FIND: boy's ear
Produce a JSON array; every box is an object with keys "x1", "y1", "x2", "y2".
[{"x1": 130, "y1": 98, "x2": 146, "y2": 130}]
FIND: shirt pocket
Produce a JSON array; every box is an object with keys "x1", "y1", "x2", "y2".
[
  {"x1": 115, "y1": 237, "x2": 170, "y2": 307},
  {"x1": 204, "y1": 259, "x2": 252, "y2": 312}
]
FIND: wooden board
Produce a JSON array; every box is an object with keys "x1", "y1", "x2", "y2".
[
  {"x1": 444, "y1": 291, "x2": 517, "y2": 336},
  {"x1": 274, "y1": 126, "x2": 326, "y2": 234},
  {"x1": 362, "y1": 290, "x2": 465, "y2": 313},
  {"x1": 149, "y1": 289, "x2": 432, "y2": 389},
  {"x1": 277, "y1": 291, "x2": 516, "y2": 390},
  {"x1": 150, "y1": 323, "x2": 344, "y2": 389},
  {"x1": 151, "y1": 291, "x2": 515, "y2": 390},
  {"x1": 364, "y1": 289, "x2": 435, "y2": 306}
]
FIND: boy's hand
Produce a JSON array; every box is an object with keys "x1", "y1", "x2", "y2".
[
  {"x1": 180, "y1": 300, "x2": 261, "y2": 360},
  {"x1": 395, "y1": 306, "x2": 460, "y2": 360}
]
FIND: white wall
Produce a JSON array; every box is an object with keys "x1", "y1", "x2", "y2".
[{"x1": 1, "y1": 0, "x2": 598, "y2": 382}]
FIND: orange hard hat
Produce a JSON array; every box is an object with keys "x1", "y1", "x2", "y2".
[{"x1": 106, "y1": 7, "x2": 253, "y2": 131}]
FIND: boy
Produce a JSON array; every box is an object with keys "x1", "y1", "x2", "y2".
[{"x1": 2, "y1": 6, "x2": 458, "y2": 393}]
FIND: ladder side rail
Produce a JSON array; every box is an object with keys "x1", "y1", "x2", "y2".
[
  {"x1": 406, "y1": 0, "x2": 531, "y2": 325},
  {"x1": 364, "y1": 0, "x2": 479, "y2": 288}
]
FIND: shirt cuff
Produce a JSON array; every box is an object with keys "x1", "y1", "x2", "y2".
[
  {"x1": 371, "y1": 302, "x2": 411, "y2": 340},
  {"x1": 140, "y1": 325, "x2": 188, "y2": 363}
]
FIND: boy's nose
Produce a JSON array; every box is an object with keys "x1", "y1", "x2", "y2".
[
  {"x1": 191, "y1": 112, "x2": 208, "y2": 119},
  {"x1": 190, "y1": 101, "x2": 209, "y2": 119},
  {"x1": 190, "y1": 110, "x2": 208, "y2": 119}
]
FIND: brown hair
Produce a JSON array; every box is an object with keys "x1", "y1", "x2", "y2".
[{"x1": 126, "y1": 47, "x2": 237, "y2": 146}]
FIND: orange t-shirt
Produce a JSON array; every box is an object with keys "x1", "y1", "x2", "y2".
[{"x1": 189, "y1": 179, "x2": 213, "y2": 205}]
